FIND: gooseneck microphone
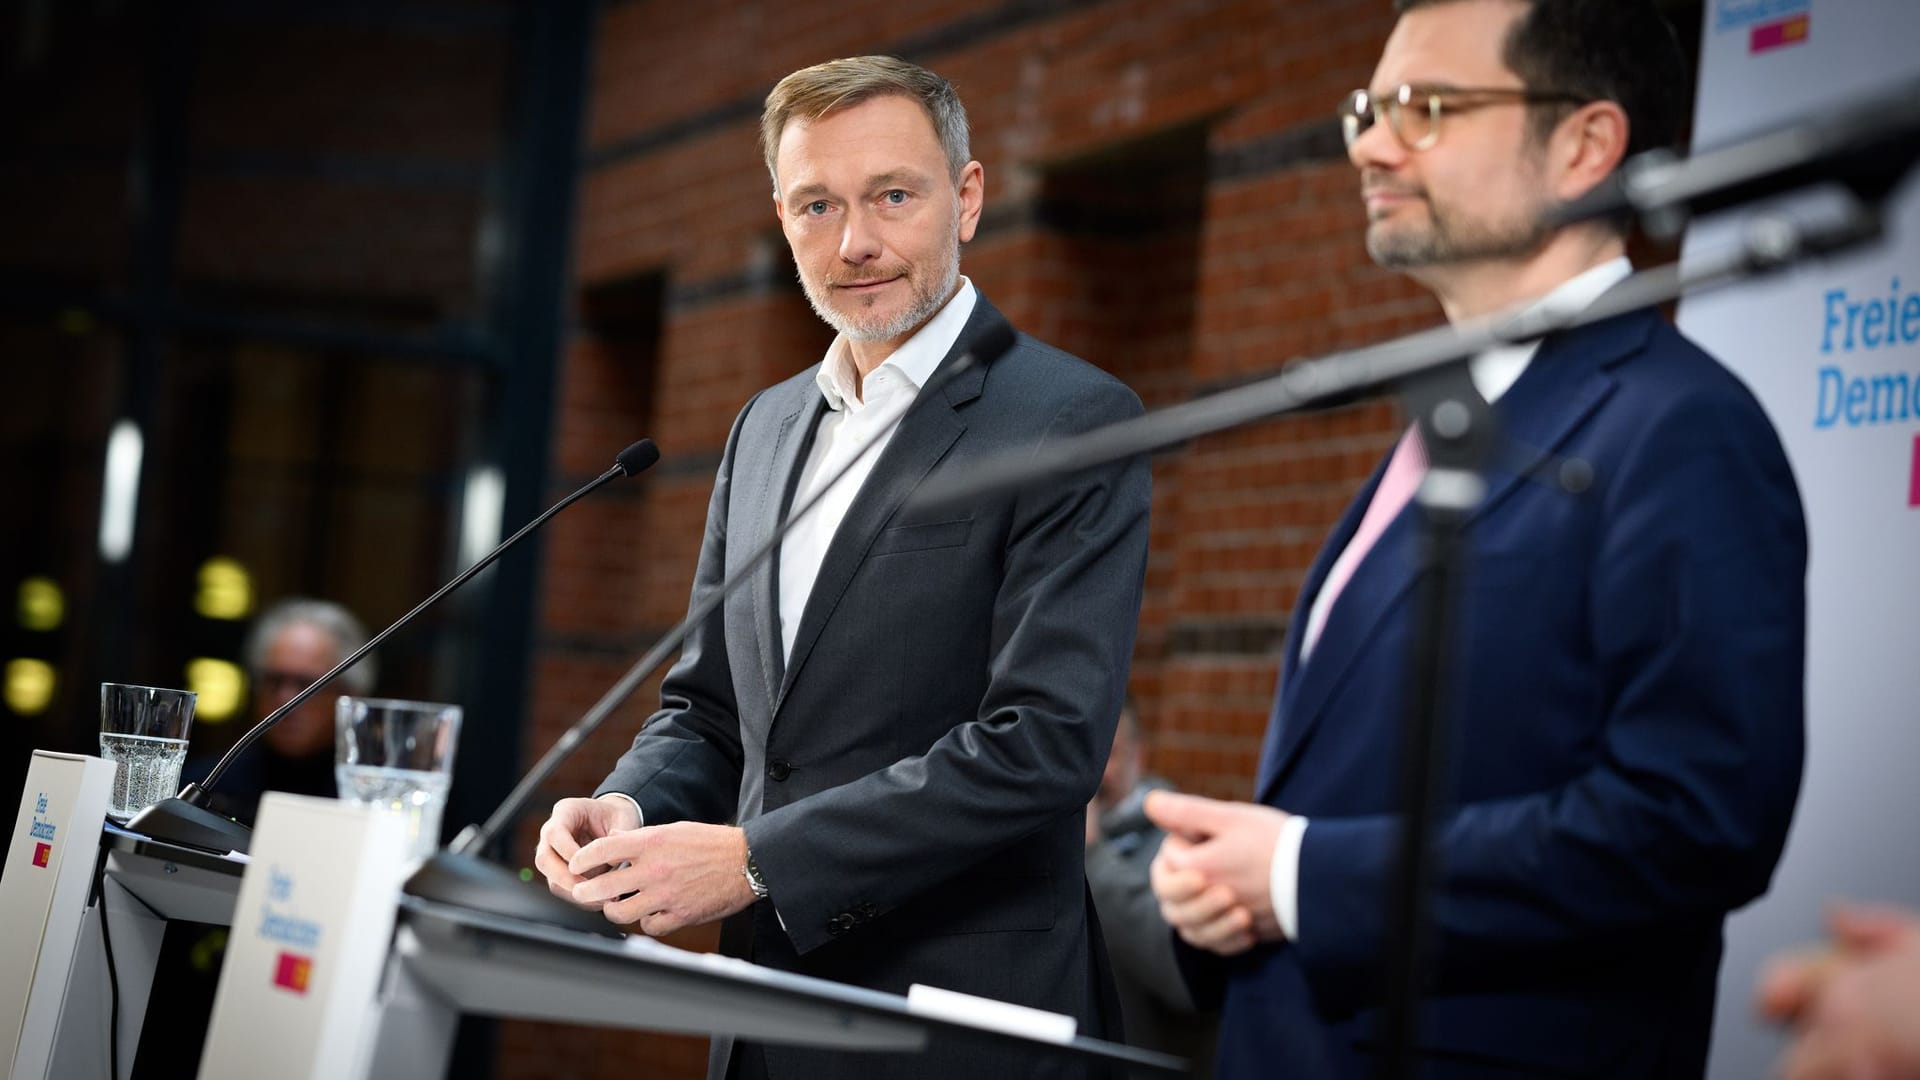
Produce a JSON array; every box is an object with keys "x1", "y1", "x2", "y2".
[
  {"x1": 404, "y1": 325, "x2": 1020, "y2": 936},
  {"x1": 127, "y1": 439, "x2": 661, "y2": 855}
]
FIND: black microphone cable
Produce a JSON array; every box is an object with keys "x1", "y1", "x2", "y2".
[{"x1": 92, "y1": 852, "x2": 123, "y2": 1080}]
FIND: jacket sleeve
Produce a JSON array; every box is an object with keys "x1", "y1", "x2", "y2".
[
  {"x1": 1293, "y1": 383, "x2": 1807, "y2": 994},
  {"x1": 745, "y1": 376, "x2": 1152, "y2": 955},
  {"x1": 593, "y1": 399, "x2": 755, "y2": 827}
]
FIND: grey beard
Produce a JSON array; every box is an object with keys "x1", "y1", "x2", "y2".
[{"x1": 802, "y1": 252, "x2": 960, "y2": 344}]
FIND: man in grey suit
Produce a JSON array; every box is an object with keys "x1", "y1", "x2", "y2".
[{"x1": 532, "y1": 56, "x2": 1151, "y2": 1080}]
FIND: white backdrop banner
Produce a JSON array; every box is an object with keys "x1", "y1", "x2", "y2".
[{"x1": 1676, "y1": 2, "x2": 1920, "y2": 1077}]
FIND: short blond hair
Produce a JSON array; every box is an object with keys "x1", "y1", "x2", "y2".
[{"x1": 759, "y1": 55, "x2": 971, "y2": 190}]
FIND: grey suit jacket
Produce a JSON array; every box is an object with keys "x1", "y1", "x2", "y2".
[{"x1": 597, "y1": 294, "x2": 1151, "y2": 1080}]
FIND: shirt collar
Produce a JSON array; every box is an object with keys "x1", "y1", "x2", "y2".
[
  {"x1": 815, "y1": 277, "x2": 979, "y2": 412},
  {"x1": 1469, "y1": 256, "x2": 1632, "y2": 404}
]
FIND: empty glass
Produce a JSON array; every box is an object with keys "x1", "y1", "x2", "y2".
[
  {"x1": 100, "y1": 683, "x2": 197, "y2": 823},
  {"x1": 334, "y1": 696, "x2": 461, "y2": 864}
]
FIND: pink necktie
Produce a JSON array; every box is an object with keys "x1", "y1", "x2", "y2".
[{"x1": 1299, "y1": 426, "x2": 1426, "y2": 661}]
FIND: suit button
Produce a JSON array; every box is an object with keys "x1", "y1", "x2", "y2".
[
  {"x1": 828, "y1": 913, "x2": 856, "y2": 935},
  {"x1": 766, "y1": 759, "x2": 792, "y2": 782},
  {"x1": 856, "y1": 903, "x2": 877, "y2": 921}
]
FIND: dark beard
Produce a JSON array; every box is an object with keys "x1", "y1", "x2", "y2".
[{"x1": 1367, "y1": 200, "x2": 1551, "y2": 268}]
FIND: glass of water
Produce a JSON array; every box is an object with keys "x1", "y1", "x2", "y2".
[
  {"x1": 335, "y1": 696, "x2": 461, "y2": 864},
  {"x1": 100, "y1": 683, "x2": 197, "y2": 823}
]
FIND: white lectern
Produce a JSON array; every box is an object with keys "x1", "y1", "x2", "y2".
[
  {"x1": 197, "y1": 794, "x2": 1184, "y2": 1077},
  {"x1": 371, "y1": 896, "x2": 1184, "y2": 1077},
  {"x1": 9, "y1": 786, "x2": 1184, "y2": 1078},
  {"x1": 1, "y1": 751, "x2": 116, "y2": 1080},
  {"x1": 37, "y1": 823, "x2": 246, "y2": 1079}
]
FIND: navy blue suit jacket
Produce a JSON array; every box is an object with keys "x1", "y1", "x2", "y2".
[{"x1": 1210, "y1": 308, "x2": 1807, "y2": 1079}]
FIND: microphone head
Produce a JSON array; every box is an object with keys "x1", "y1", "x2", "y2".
[{"x1": 615, "y1": 438, "x2": 661, "y2": 477}]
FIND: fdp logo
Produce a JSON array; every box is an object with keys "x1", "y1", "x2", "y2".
[
  {"x1": 1711, "y1": 0, "x2": 1811, "y2": 53},
  {"x1": 259, "y1": 865, "x2": 322, "y2": 995},
  {"x1": 273, "y1": 951, "x2": 313, "y2": 995},
  {"x1": 1910, "y1": 436, "x2": 1919, "y2": 509}
]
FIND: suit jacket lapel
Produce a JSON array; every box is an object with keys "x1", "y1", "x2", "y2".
[
  {"x1": 1255, "y1": 309, "x2": 1650, "y2": 804},
  {"x1": 1253, "y1": 457, "x2": 1385, "y2": 798},
  {"x1": 1258, "y1": 483, "x2": 1421, "y2": 804},
  {"x1": 747, "y1": 383, "x2": 827, "y2": 719},
  {"x1": 773, "y1": 298, "x2": 1003, "y2": 715},
  {"x1": 1463, "y1": 308, "x2": 1648, "y2": 526}
]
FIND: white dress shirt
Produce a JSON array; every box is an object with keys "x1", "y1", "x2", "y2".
[
  {"x1": 600, "y1": 280, "x2": 980, "y2": 844},
  {"x1": 1271, "y1": 257, "x2": 1632, "y2": 942},
  {"x1": 778, "y1": 277, "x2": 977, "y2": 662}
]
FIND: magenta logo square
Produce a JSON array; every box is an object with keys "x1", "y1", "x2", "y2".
[{"x1": 1910, "y1": 435, "x2": 1920, "y2": 509}]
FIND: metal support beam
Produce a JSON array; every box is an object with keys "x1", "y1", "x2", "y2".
[
  {"x1": 445, "y1": 1, "x2": 597, "y2": 1074},
  {"x1": 89, "y1": 2, "x2": 197, "y2": 693}
]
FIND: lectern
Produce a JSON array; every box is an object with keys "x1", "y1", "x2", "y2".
[{"x1": 5, "y1": 787, "x2": 1184, "y2": 1078}]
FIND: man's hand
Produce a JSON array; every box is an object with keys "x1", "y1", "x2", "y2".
[
  {"x1": 1759, "y1": 903, "x2": 1920, "y2": 1080},
  {"x1": 533, "y1": 794, "x2": 641, "y2": 909},
  {"x1": 1145, "y1": 790, "x2": 1289, "y2": 955},
  {"x1": 568, "y1": 820, "x2": 759, "y2": 936},
  {"x1": 1150, "y1": 831, "x2": 1258, "y2": 954}
]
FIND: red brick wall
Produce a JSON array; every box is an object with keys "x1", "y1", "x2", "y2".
[
  {"x1": 177, "y1": 16, "x2": 508, "y2": 320},
  {"x1": 511, "y1": 1, "x2": 1433, "y2": 1076}
]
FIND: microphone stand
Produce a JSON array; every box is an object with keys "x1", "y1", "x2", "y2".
[
  {"x1": 127, "y1": 440, "x2": 660, "y2": 855},
  {"x1": 911, "y1": 195, "x2": 1899, "y2": 1080},
  {"x1": 404, "y1": 325, "x2": 1018, "y2": 936}
]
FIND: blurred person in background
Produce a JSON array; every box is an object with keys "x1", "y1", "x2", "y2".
[
  {"x1": 146, "y1": 597, "x2": 375, "y2": 1076},
  {"x1": 187, "y1": 596, "x2": 374, "y2": 824},
  {"x1": 1086, "y1": 699, "x2": 1218, "y2": 1077}
]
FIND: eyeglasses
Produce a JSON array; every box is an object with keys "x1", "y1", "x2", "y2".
[{"x1": 1339, "y1": 84, "x2": 1588, "y2": 151}]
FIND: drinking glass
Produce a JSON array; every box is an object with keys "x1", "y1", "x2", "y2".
[
  {"x1": 334, "y1": 697, "x2": 461, "y2": 864},
  {"x1": 100, "y1": 683, "x2": 197, "y2": 823}
]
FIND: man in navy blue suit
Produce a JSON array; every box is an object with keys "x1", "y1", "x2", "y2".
[{"x1": 1147, "y1": 1, "x2": 1808, "y2": 1077}]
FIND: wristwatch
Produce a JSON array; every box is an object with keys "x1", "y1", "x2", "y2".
[{"x1": 742, "y1": 849, "x2": 770, "y2": 900}]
